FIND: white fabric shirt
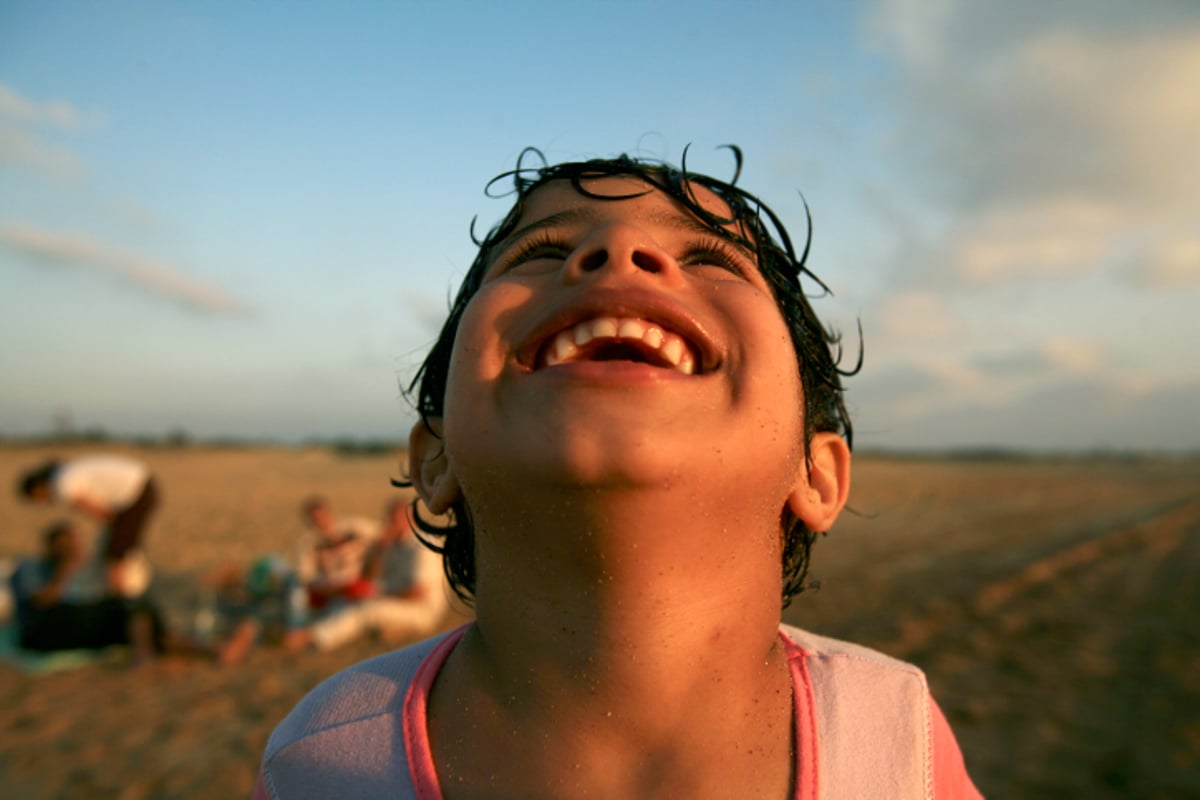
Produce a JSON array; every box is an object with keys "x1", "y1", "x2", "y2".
[
  {"x1": 293, "y1": 515, "x2": 381, "y2": 586},
  {"x1": 53, "y1": 456, "x2": 149, "y2": 511}
]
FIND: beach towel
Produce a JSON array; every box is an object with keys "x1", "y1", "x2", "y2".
[{"x1": 0, "y1": 622, "x2": 125, "y2": 675}]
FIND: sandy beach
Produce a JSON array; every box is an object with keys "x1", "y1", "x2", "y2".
[{"x1": 1, "y1": 444, "x2": 1197, "y2": 798}]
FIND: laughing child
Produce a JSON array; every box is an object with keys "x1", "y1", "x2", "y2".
[{"x1": 255, "y1": 148, "x2": 982, "y2": 799}]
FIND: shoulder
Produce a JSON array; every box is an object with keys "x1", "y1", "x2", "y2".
[
  {"x1": 259, "y1": 630, "x2": 453, "y2": 798},
  {"x1": 781, "y1": 622, "x2": 930, "y2": 722},
  {"x1": 265, "y1": 634, "x2": 442, "y2": 757},
  {"x1": 784, "y1": 625, "x2": 931, "y2": 794},
  {"x1": 781, "y1": 625, "x2": 983, "y2": 799}
]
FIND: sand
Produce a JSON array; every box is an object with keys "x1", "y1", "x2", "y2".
[{"x1": 1, "y1": 444, "x2": 1197, "y2": 798}]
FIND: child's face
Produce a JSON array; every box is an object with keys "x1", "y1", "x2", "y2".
[
  {"x1": 47, "y1": 526, "x2": 80, "y2": 562},
  {"x1": 437, "y1": 176, "x2": 809, "y2": 503},
  {"x1": 305, "y1": 504, "x2": 334, "y2": 534}
]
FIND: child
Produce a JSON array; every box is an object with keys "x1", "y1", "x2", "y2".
[{"x1": 256, "y1": 148, "x2": 982, "y2": 798}]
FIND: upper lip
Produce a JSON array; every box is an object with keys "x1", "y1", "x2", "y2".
[{"x1": 513, "y1": 287, "x2": 720, "y2": 374}]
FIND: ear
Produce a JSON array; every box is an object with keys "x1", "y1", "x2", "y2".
[
  {"x1": 786, "y1": 432, "x2": 851, "y2": 533},
  {"x1": 408, "y1": 418, "x2": 462, "y2": 515}
]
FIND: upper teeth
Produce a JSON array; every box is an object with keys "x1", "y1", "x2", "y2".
[{"x1": 542, "y1": 316, "x2": 697, "y2": 375}]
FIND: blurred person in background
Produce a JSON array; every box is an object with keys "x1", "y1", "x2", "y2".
[
  {"x1": 292, "y1": 495, "x2": 379, "y2": 614},
  {"x1": 9, "y1": 520, "x2": 165, "y2": 664},
  {"x1": 18, "y1": 454, "x2": 157, "y2": 598},
  {"x1": 192, "y1": 497, "x2": 393, "y2": 665},
  {"x1": 284, "y1": 498, "x2": 447, "y2": 652}
]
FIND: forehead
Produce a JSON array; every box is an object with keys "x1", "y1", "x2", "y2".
[{"x1": 513, "y1": 175, "x2": 743, "y2": 235}]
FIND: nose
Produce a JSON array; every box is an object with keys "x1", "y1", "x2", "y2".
[{"x1": 562, "y1": 223, "x2": 678, "y2": 282}]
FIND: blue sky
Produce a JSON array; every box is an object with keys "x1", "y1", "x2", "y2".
[{"x1": 2, "y1": 1, "x2": 1198, "y2": 451}]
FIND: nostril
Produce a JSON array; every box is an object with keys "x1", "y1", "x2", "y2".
[
  {"x1": 631, "y1": 250, "x2": 663, "y2": 273},
  {"x1": 579, "y1": 250, "x2": 607, "y2": 272}
]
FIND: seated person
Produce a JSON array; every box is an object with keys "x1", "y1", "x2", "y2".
[
  {"x1": 10, "y1": 521, "x2": 164, "y2": 663},
  {"x1": 191, "y1": 554, "x2": 297, "y2": 665},
  {"x1": 284, "y1": 499, "x2": 447, "y2": 652},
  {"x1": 293, "y1": 495, "x2": 379, "y2": 613}
]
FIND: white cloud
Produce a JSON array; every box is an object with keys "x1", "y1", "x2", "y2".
[
  {"x1": 0, "y1": 124, "x2": 85, "y2": 179},
  {"x1": 866, "y1": 2, "x2": 1200, "y2": 287},
  {"x1": 853, "y1": 1, "x2": 1200, "y2": 451},
  {"x1": 946, "y1": 200, "x2": 1118, "y2": 284},
  {"x1": 1, "y1": 222, "x2": 252, "y2": 316},
  {"x1": 0, "y1": 84, "x2": 100, "y2": 180},
  {"x1": 865, "y1": 0, "x2": 958, "y2": 71},
  {"x1": 874, "y1": 291, "x2": 960, "y2": 338},
  {"x1": 853, "y1": 355, "x2": 990, "y2": 424},
  {"x1": 854, "y1": 333, "x2": 1118, "y2": 448},
  {"x1": 0, "y1": 83, "x2": 102, "y2": 129},
  {"x1": 856, "y1": 372, "x2": 1200, "y2": 453},
  {"x1": 1038, "y1": 337, "x2": 1103, "y2": 375},
  {"x1": 970, "y1": 337, "x2": 1104, "y2": 378},
  {"x1": 1132, "y1": 233, "x2": 1200, "y2": 289}
]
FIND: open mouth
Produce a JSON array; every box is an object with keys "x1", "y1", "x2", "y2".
[{"x1": 536, "y1": 316, "x2": 700, "y2": 375}]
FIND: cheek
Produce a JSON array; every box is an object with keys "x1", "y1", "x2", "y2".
[
  {"x1": 732, "y1": 297, "x2": 804, "y2": 399},
  {"x1": 732, "y1": 299, "x2": 807, "y2": 455},
  {"x1": 443, "y1": 281, "x2": 538, "y2": 441},
  {"x1": 758, "y1": 336, "x2": 806, "y2": 446},
  {"x1": 445, "y1": 282, "x2": 534, "y2": 387}
]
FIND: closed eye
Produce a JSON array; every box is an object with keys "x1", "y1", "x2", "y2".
[
  {"x1": 679, "y1": 237, "x2": 754, "y2": 280},
  {"x1": 492, "y1": 232, "x2": 572, "y2": 276}
]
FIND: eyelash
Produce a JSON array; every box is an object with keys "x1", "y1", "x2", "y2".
[
  {"x1": 494, "y1": 232, "x2": 751, "y2": 278},
  {"x1": 680, "y1": 237, "x2": 751, "y2": 277},
  {"x1": 501, "y1": 232, "x2": 570, "y2": 271}
]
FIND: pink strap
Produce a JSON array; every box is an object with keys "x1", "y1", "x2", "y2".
[
  {"x1": 402, "y1": 624, "x2": 470, "y2": 800},
  {"x1": 781, "y1": 631, "x2": 817, "y2": 800},
  {"x1": 250, "y1": 768, "x2": 271, "y2": 800}
]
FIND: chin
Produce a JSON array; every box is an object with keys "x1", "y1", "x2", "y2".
[{"x1": 467, "y1": 422, "x2": 697, "y2": 492}]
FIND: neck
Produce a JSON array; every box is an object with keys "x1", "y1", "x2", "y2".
[
  {"x1": 462, "y1": 480, "x2": 787, "y2": 714},
  {"x1": 427, "y1": 483, "x2": 797, "y2": 798}
]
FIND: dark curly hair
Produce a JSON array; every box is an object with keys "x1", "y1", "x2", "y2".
[
  {"x1": 18, "y1": 460, "x2": 60, "y2": 499},
  {"x1": 403, "y1": 146, "x2": 858, "y2": 608}
]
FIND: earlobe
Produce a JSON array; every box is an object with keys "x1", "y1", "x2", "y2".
[
  {"x1": 786, "y1": 432, "x2": 851, "y2": 533},
  {"x1": 408, "y1": 418, "x2": 462, "y2": 514}
]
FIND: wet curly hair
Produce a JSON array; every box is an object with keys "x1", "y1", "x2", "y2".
[{"x1": 403, "y1": 145, "x2": 858, "y2": 608}]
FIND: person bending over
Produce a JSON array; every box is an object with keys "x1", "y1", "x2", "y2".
[{"x1": 19, "y1": 454, "x2": 157, "y2": 598}]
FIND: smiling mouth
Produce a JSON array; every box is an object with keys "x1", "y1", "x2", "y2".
[{"x1": 537, "y1": 316, "x2": 700, "y2": 375}]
